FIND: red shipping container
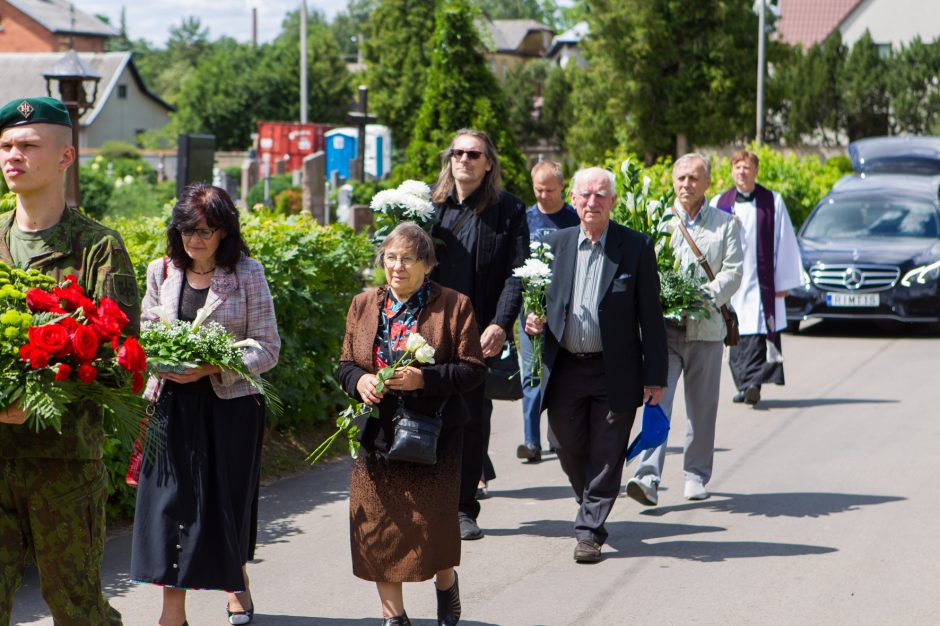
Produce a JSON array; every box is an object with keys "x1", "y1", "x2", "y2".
[{"x1": 257, "y1": 121, "x2": 339, "y2": 174}]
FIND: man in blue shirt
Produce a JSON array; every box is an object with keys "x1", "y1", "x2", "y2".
[{"x1": 517, "y1": 161, "x2": 579, "y2": 463}]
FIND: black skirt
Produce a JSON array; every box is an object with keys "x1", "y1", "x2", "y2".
[{"x1": 131, "y1": 378, "x2": 265, "y2": 592}]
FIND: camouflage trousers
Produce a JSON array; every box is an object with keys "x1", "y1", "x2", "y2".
[{"x1": 0, "y1": 458, "x2": 122, "y2": 626}]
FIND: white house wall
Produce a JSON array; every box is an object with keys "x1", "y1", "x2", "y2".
[
  {"x1": 81, "y1": 65, "x2": 171, "y2": 149},
  {"x1": 839, "y1": 0, "x2": 940, "y2": 48}
]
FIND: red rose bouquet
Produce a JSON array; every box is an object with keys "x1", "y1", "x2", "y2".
[{"x1": 0, "y1": 263, "x2": 147, "y2": 438}]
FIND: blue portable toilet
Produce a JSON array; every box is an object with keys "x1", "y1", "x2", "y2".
[{"x1": 325, "y1": 128, "x2": 358, "y2": 179}]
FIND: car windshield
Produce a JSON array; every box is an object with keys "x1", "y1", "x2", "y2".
[{"x1": 802, "y1": 197, "x2": 940, "y2": 239}]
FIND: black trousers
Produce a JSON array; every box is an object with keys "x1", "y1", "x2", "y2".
[
  {"x1": 545, "y1": 351, "x2": 636, "y2": 545},
  {"x1": 458, "y1": 385, "x2": 493, "y2": 520},
  {"x1": 729, "y1": 333, "x2": 785, "y2": 391}
]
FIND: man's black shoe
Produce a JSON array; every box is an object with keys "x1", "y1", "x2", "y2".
[
  {"x1": 516, "y1": 442, "x2": 542, "y2": 463},
  {"x1": 732, "y1": 391, "x2": 746, "y2": 403},
  {"x1": 573, "y1": 539, "x2": 602, "y2": 563},
  {"x1": 459, "y1": 514, "x2": 483, "y2": 540},
  {"x1": 744, "y1": 386, "x2": 761, "y2": 405}
]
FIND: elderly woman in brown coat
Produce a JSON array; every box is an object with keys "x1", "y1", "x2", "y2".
[{"x1": 338, "y1": 221, "x2": 486, "y2": 626}]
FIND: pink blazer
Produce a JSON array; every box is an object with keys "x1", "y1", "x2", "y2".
[{"x1": 141, "y1": 255, "x2": 281, "y2": 399}]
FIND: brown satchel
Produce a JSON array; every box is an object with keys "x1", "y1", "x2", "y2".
[{"x1": 671, "y1": 208, "x2": 740, "y2": 347}]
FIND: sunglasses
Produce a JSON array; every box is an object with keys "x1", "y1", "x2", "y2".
[{"x1": 449, "y1": 149, "x2": 484, "y2": 161}]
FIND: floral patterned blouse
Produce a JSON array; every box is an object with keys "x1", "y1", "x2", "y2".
[{"x1": 373, "y1": 279, "x2": 431, "y2": 369}]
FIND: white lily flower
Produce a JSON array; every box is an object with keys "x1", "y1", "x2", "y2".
[
  {"x1": 620, "y1": 159, "x2": 632, "y2": 177},
  {"x1": 191, "y1": 307, "x2": 212, "y2": 330},
  {"x1": 405, "y1": 333, "x2": 428, "y2": 352},
  {"x1": 149, "y1": 305, "x2": 172, "y2": 327},
  {"x1": 232, "y1": 338, "x2": 262, "y2": 350},
  {"x1": 415, "y1": 343, "x2": 436, "y2": 364},
  {"x1": 642, "y1": 176, "x2": 651, "y2": 196}
]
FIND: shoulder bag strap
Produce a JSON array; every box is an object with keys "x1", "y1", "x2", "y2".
[{"x1": 671, "y1": 207, "x2": 736, "y2": 325}]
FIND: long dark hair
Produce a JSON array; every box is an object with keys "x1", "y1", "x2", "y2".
[
  {"x1": 166, "y1": 184, "x2": 250, "y2": 271},
  {"x1": 431, "y1": 128, "x2": 503, "y2": 213}
]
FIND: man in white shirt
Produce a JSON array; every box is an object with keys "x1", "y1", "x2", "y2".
[{"x1": 710, "y1": 150, "x2": 802, "y2": 405}]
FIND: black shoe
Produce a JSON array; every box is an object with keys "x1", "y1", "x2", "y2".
[
  {"x1": 516, "y1": 442, "x2": 542, "y2": 463},
  {"x1": 436, "y1": 571, "x2": 461, "y2": 626},
  {"x1": 744, "y1": 386, "x2": 761, "y2": 405},
  {"x1": 382, "y1": 612, "x2": 412, "y2": 626},
  {"x1": 458, "y1": 514, "x2": 483, "y2": 540},
  {"x1": 227, "y1": 594, "x2": 254, "y2": 625},
  {"x1": 475, "y1": 482, "x2": 490, "y2": 500},
  {"x1": 573, "y1": 539, "x2": 602, "y2": 563},
  {"x1": 732, "y1": 391, "x2": 746, "y2": 403}
]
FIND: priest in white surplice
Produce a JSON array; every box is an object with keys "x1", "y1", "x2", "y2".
[{"x1": 710, "y1": 150, "x2": 802, "y2": 406}]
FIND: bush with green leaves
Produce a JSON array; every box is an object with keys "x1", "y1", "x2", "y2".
[
  {"x1": 79, "y1": 167, "x2": 114, "y2": 219},
  {"x1": 246, "y1": 175, "x2": 293, "y2": 209},
  {"x1": 97, "y1": 140, "x2": 142, "y2": 161}
]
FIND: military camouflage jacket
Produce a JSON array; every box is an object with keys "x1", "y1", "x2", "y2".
[{"x1": 0, "y1": 207, "x2": 141, "y2": 460}]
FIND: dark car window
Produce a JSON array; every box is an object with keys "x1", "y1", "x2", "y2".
[{"x1": 803, "y1": 198, "x2": 940, "y2": 239}]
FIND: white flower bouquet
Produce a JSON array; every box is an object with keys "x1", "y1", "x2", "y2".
[
  {"x1": 513, "y1": 242, "x2": 554, "y2": 380},
  {"x1": 370, "y1": 180, "x2": 436, "y2": 243},
  {"x1": 308, "y1": 332, "x2": 436, "y2": 463},
  {"x1": 140, "y1": 306, "x2": 282, "y2": 413}
]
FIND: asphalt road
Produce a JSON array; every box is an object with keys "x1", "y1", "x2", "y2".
[{"x1": 12, "y1": 320, "x2": 940, "y2": 625}]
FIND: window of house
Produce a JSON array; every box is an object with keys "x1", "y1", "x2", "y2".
[{"x1": 117, "y1": 85, "x2": 128, "y2": 99}]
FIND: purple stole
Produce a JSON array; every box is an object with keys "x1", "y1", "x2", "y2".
[{"x1": 717, "y1": 184, "x2": 778, "y2": 342}]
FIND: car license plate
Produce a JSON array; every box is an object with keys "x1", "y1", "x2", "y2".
[{"x1": 826, "y1": 292, "x2": 879, "y2": 307}]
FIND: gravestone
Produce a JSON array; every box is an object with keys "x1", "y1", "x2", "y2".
[
  {"x1": 302, "y1": 151, "x2": 326, "y2": 222},
  {"x1": 241, "y1": 154, "x2": 259, "y2": 209},
  {"x1": 337, "y1": 183, "x2": 354, "y2": 225},
  {"x1": 176, "y1": 134, "x2": 215, "y2": 197}
]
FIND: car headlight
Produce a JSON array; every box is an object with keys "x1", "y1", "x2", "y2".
[{"x1": 901, "y1": 260, "x2": 940, "y2": 287}]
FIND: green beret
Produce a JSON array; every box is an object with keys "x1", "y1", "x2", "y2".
[{"x1": 0, "y1": 97, "x2": 72, "y2": 132}]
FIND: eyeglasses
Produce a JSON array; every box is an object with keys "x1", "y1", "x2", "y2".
[
  {"x1": 449, "y1": 149, "x2": 484, "y2": 161},
  {"x1": 180, "y1": 227, "x2": 218, "y2": 240},
  {"x1": 384, "y1": 254, "x2": 419, "y2": 268}
]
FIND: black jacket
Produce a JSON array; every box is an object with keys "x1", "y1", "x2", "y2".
[
  {"x1": 431, "y1": 188, "x2": 529, "y2": 333},
  {"x1": 540, "y1": 223, "x2": 669, "y2": 413}
]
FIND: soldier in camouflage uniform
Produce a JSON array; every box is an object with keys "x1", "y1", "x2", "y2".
[{"x1": 0, "y1": 97, "x2": 139, "y2": 625}]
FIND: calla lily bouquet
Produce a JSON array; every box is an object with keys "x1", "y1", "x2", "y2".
[
  {"x1": 513, "y1": 241, "x2": 553, "y2": 380},
  {"x1": 139, "y1": 306, "x2": 282, "y2": 414},
  {"x1": 308, "y1": 332, "x2": 436, "y2": 464},
  {"x1": 0, "y1": 263, "x2": 148, "y2": 439}
]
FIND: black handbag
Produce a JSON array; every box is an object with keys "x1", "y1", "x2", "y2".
[
  {"x1": 387, "y1": 398, "x2": 443, "y2": 465},
  {"x1": 484, "y1": 340, "x2": 523, "y2": 401}
]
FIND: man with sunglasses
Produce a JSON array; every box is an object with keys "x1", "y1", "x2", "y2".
[
  {"x1": 0, "y1": 97, "x2": 138, "y2": 624},
  {"x1": 430, "y1": 129, "x2": 528, "y2": 541}
]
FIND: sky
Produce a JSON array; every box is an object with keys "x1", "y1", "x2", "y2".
[{"x1": 73, "y1": 1, "x2": 349, "y2": 47}]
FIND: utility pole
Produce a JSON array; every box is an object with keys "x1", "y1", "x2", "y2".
[
  {"x1": 300, "y1": 0, "x2": 308, "y2": 124},
  {"x1": 756, "y1": 0, "x2": 766, "y2": 145}
]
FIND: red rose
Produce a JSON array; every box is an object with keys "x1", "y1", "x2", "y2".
[
  {"x1": 53, "y1": 284, "x2": 92, "y2": 312},
  {"x1": 54, "y1": 363, "x2": 72, "y2": 381},
  {"x1": 24, "y1": 346, "x2": 49, "y2": 369},
  {"x1": 90, "y1": 298, "x2": 129, "y2": 341},
  {"x1": 71, "y1": 325, "x2": 100, "y2": 361},
  {"x1": 59, "y1": 316, "x2": 79, "y2": 331},
  {"x1": 19, "y1": 344, "x2": 32, "y2": 362},
  {"x1": 25, "y1": 289, "x2": 64, "y2": 314},
  {"x1": 77, "y1": 362, "x2": 97, "y2": 383},
  {"x1": 28, "y1": 324, "x2": 70, "y2": 357},
  {"x1": 63, "y1": 274, "x2": 80, "y2": 286},
  {"x1": 118, "y1": 337, "x2": 146, "y2": 373},
  {"x1": 132, "y1": 371, "x2": 145, "y2": 394}
]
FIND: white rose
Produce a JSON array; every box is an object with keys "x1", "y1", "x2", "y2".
[
  {"x1": 415, "y1": 343, "x2": 436, "y2": 364},
  {"x1": 405, "y1": 333, "x2": 428, "y2": 353}
]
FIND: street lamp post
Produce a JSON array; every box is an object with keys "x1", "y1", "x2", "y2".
[{"x1": 42, "y1": 49, "x2": 101, "y2": 209}]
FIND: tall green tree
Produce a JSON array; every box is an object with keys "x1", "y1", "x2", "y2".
[
  {"x1": 473, "y1": 0, "x2": 561, "y2": 27},
  {"x1": 782, "y1": 34, "x2": 846, "y2": 146},
  {"x1": 330, "y1": 0, "x2": 376, "y2": 62},
  {"x1": 890, "y1": 36, "x2": 940, "y2": 135},
  {"x1": 580, "y1": 0, "x2": 759, "y2": 161},
  {"x1": 843, "y1": 31, "x2": 890, "y2": 140},
  {"x1": 363, "y1": 0, "x2": 440, "y2": 148},
  {"x1": 398, "y1": 0, "x2": 527, "y2": 195}
]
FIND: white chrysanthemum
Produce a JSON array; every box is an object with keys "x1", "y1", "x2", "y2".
[
  {"x1": 415, "y1": 343, "x2": 436, "y2": 364},
  {"x1": 400, "y1": 195, "x2": 435, "y2": 222},
  {"x1": 405, "y1": 333, "x2": 428, "y2": 353},
  {"x1": 398, "y1": 180, "x2": 431, "y2": 201},
  {"x1": 513, "y1": 258, "x2": 552, "y2": 281},
  {"x1": 370, "y1": 189, "x2": 407, "y2": 212}
]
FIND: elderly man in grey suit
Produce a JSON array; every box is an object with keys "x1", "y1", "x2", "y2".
[
  {"x1": 625, "y1": 153, "x2": 743, "y2": 506},
  {"x1": 525, "y1": 167, "x2": 668, "y2": 563}
]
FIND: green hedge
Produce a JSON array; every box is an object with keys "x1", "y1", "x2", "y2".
[
  {"x1": 101, "y1": 212, "x2": 373, "y2": 517},
  {"x1": 604, "y1": 145, "x2": 850, "y2": 229}
]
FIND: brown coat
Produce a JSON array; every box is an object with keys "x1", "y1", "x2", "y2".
[{"x1": 338, "y1": 282, "x2": 486, "y2": 451}]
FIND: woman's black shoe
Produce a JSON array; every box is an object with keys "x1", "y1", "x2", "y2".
[
  {"x1": 436, "y1": 571, "x2": 461, "y2": 626},
  {"x1": 227, "y1": 595, "x2": 254, "y2": 625},
  {"x1": 382, "y1": 612, "x2": 412, "y2": 626}
]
